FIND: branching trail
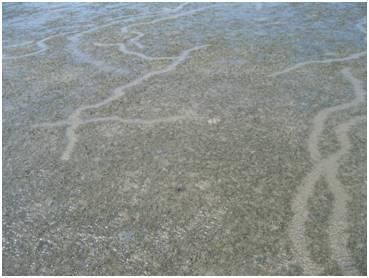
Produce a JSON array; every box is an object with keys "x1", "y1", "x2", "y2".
[
  {"x1": 3, "y1": 4, "x2": 197, "y2": 62},
  {"x1": 268, "y1": 19, "x2": 366, "y2": 274},
  {"x1": 307, "y1": 68, "x2": 365, "y2": 162},
  {"x1": 57, "y1": 44, "x2": 208, "y2": 161},
  {"x1": 120, "y1": 5, "x2": 210, "y2": 35},
  {"x1": 3, "y1": 31, "x2": 80, "y2": 60},
  {"x1": 93, "y1": 42, "x2": 175, "y2": 61},
  {"x1": 3, "y1": 8, "x2": 160, "y2": 61},
  {"x1": 65, "y1": 12, "x2": 161, "y2": 74},
  {"x1": 67, "y1": 4, "x2": 211, "y2": 74},
  {"x1": 34, "y1": 4, "x2": 211, "y2": 161},
  {"x1": 91, "y1": 5, "x2": 205, "y2": 62},
  {"x1": 288, "y1": 68, "x2": 365, "y2": 275},
  {"x1": 325, "y1": 115, "x2": 365, "y2": 275},
  {"x1": 323, "y1": 70, "x2": 365, "y2": 275},
  {"x1": 129, "y1": 31, "x2": 145, "y2": 49}
]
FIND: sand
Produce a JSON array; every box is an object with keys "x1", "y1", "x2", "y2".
[{"x1": 2, "y1": 3, "x2": 367, "y2": 275}]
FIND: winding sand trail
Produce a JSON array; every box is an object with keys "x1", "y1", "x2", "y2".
[
  {"x1": 120, "y1": 5, "x2": 211, "y2": 34},
  {"x1": 65, "y1": 13, "x2": 156, "y2": 75},
  {"x1": 93, "y1": 42, "x2": 175, "y2": 61},
  {"x1": 288, "y1": 67, "x2": 365, "y2": 275},
  {"x1": 267, "y1": 18, "x2": 366, "y2": 274},
  {"x1": 34, "y1": 4, "x2": 210, "y2": 161},
  {"x1": 66, "y1": 4, "x2": 211, "y2": 74},
  {"x1": 34, "y1": 44, "x2": 208, "y2": 160},
  {"x1": 65, "y1": 12, "x2": 158, "y2": 74},
  {"x1": 114, "y1": 5, "x2": 211, "y2": 58},
  {"x1": 3, "y1": 40, "x2": 34, "y2": 49},
  {"x1": 3, "y1": 4, "x2": 193, "y2": 62},
  {"x1": 268, "y1": 51, "x2": 366, "y2": 78},
  {"x1": 326, "y1": 115, "x2": 365, "y2": 275},
  {"x1": 164, "y1": 3, "x2": 189, "y2": 13},
  {"x1": 81, "y1": 111, "x2": 199, "y2": 126},
  {"x1": 129, "y1": 31, "x2": 145, "y2": 49},
  {"x1": 356, "y1": 17, "x2": 367, "y2": 35},
  {"x1": 307, "y1": 68, "x2": 365, "y2": 162},
  {"x1": 58, "y1": 44, "x2": 208, "y2": 161},
  {"x1": 3, "y1": 31, "x2": 80, "y2": 60},
  {"x1": 34, "y1": 110, "x2": 199, "y2": 129}
]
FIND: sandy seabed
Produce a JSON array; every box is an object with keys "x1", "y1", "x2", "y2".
[{"x1": 2, "y1": 3, "x2": 367, "y2": 275}]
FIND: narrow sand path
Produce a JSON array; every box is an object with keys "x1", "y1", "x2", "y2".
[
  {"x1": 288, "y1": 68, "x2": 365, "y2": 275},
  {"x1": 93, "y1": 42, "x2": 175, "y2": 61},
  {"x1": 81, "y1": 111, "x2": 199, "y2": 126},
  {"x1": 108, "y1": 4, "x2": 216, "y2": 63},
  {"x1": 268, "y1": 51, "x2": 366, "y2": 78},
  {"x1": 325, "y1": 115, "x2": 365, "y2": 275},
  {"x1": 3, "y1": 4, "x2": 194, "y2": 62},
  {"x1": 66, "y1": 4, "x2": 211, "y2": 74},
  {"x1": 269, "y1": 20, "x2": 366, "y2": 273},
  {"x1": 58, "y1": 44, "x2": 208, "y2": 161},
  {"x1": 66, "y1": 13, "x2": 156, "y2": 75},
  {"x1": 323, "y1": 69, "x2": 365, "y2": 275},
  {"x1": 34, "y1": 5, "x2": 210, "y2": 160},
  {"x1": 3, "y1": 31, "x2": 80, "y2": 60},
  {"x1": 356, "y1": 17, "x2": 367, "y2": 35},
  {"x1": 129, "y1": 31, "x2": 145, "y2": 49},
  {"x1": 3, "y1": 40, "x2": 34, "y2": 49},
  {"x1": 307, "y1": 68, "x2": 365, "y2": 162},
  {"x1": 34, "y1": 110, "x2": 200, "y2": 128}
]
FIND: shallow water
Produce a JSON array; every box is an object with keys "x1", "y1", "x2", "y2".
[{"x1": 2, "y1": 3, "x2": 367, "y2": 275}]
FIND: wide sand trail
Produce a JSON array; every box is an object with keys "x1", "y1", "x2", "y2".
[{"x1": 288, "y1": 67, "x2": 365, "y2": 275}]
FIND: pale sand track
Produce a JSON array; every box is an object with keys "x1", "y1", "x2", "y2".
[
  {"x1": 3, "y1": 40, "x2": 34, "y2": 48},
  {"x1": 288, "y1": 68, "x2": 365, "y2": 275},
  {"x1": 66, "y1": 4, "x2": 211, "y2": 74},
  {"x1": 268, "y1": 19, "x2": 366, "y2": 273},
  {"x1": 33, "y1": 5, "x2": 213, "y2": 161},
  {"x1": 81, "y1": 112, "x2": 199, "y2": 126},
  {"x1": 326, "y1": 115, "x2": 365, "y2": 275},
  {"x1": 307, "y1": 66, "x2": 366, "y2": 163},
  {"x1": 356, "y1": 17, "x2": 367, "y2": 35},
  {"x1": 268, "y1": 51, "x2": 366, "y2": 78},
  {"x1": 34, "y1": 9, "x2": 210, "y2": 161},
  {"x1": 34, "y1": 111, "x2": 201, "y2": 128},
  {"x1": 3, "y1": 31, "x2": 80, "y2": 60},
  {"x1": 59, "y1": 44, "x2": 208, "y2": 161},
  {"x1": 129, "y1": 31, "x2": 145, "y2": 49},
  {"x1": 94, "y1": 42, "x2": 175, "y2": 61}
]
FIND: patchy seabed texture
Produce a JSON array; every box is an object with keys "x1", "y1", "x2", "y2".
[{"x1": 2, "y1": 2, "x2": 367, "y2": 275}]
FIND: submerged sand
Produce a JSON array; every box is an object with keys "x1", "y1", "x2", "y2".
[{"x1": 2, "y1": 3, "x2": 367, "y2": 275}]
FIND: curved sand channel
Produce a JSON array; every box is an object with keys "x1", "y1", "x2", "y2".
[
  {"x1": 33, "y1": 5, "x2": 213, "y2": 160},
  {"x1": 288, "y1": 68, "x2": 365, "y2": 275}
]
